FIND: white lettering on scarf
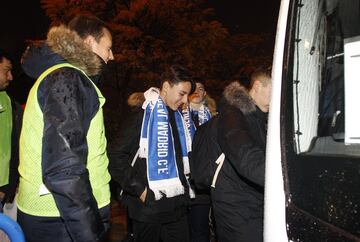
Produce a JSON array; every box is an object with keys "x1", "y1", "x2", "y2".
[{"x1": 157, "y1": 102, "x2": 169, "y2": 175}]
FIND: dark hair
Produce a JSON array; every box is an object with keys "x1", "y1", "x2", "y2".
[
  {"x1": 193, "y1": 77, "x2": 206, "y2": 88},
  {"x1": 160, "y1": 65, "x2": 195, "y2": 93},
  {"x1": 0, "y1": 48, "x2": 12, "y2": 63},
  {"x1": 249, "y1": 66, "x2": 272, "y2": 88},
  {"x1": 68, "y1": 14, "x2": 110, "y2": 42}
]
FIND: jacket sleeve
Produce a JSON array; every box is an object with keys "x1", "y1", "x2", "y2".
[
  {"x1": 108, "y1": 109, "x2": 147, "y2": 198},
  {"x1": 218, "y1": 110, "x2": 265, "y2": 187},
  {"x1": 39, "y1": 69, "x2": 105, "y2": 242}
]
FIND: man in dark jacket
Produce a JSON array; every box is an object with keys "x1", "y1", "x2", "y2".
[
  {"x1": 109, "y1": 65, "x2": 195, "y2": 242},
  {"x1": 211, "y1": 68, "x2": 271, "y2": 242},
  {"x1": 17, "y1": 15, "x2": 114, "y2": 242},
  {"x1": 0, "y1": 49, "x2": 22, "y2": 210}
]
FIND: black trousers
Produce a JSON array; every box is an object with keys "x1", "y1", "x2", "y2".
[
  {"x1": 188, "y1": 204, "x2": 211, "y2": 242},
  {"x1": 17, "y1": 205, "x2": 110, "y2": 242},
  {"x1": 132, "y1": 214, "x2": 190, "y2": 242}
]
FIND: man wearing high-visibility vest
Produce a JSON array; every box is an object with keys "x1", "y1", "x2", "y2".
[
  {"x1": 0, "y1": 49, "x2": 21, "y2": 213},
  {"x1": 17, "y1": 14, "x2": 114, "y2": 242}
]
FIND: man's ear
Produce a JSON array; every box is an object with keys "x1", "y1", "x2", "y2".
[
  {"x1": 252, "y1": 80, "x2": 261, "y2": 92},
  {"x1": 83, "y1": 35, "x2": 95, "y2": 47},
  {"x1": 162, "y1": 81, "x2": 170, "y2": 92}
]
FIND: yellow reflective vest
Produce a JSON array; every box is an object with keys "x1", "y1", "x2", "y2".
[
  {"x1": 17, "y1": 63, "x2": 110, "y2": 216},
  {"x1": 0, "y1": 91, "x2": 12, "y2": 187}
]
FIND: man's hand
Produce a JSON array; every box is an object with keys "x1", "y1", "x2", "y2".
[{"x1": 140, "y1": 187, "x2": 147, "y2": 203}]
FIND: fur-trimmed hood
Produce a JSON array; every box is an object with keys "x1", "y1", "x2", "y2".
[
  {"x1": 22, "y1": 25, "x2": 102, "y2": 79},
  {"x1": 47, "y1": 25, "x2": 102, "y2": 76},
  {"x1": 223, "y1": 82, "x2": 256, "y2": 115}
]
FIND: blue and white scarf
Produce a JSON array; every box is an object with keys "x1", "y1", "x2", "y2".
[
  {"x1": 140, "y1": 88, "x2": 192, "y2": 200},
  {"x1": 181, "y1": 103, "x2": 197, "y2": 139},
  {"x1": 195, "y1": 103, "x2": 212, "y2": 125},
  {"x1": 182, "y1": 103, "x2": 212, "y2": 138}
]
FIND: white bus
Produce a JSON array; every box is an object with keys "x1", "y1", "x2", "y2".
[{"x1": 265, "y1": 0, "x2": 360, "y2": 241}]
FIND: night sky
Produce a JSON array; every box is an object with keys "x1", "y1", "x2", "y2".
[
  {"x1": 1, "y1": 0, "x2": 280, "y2": 102},
  {"x1": 1, "y1": 0, "x2": 49, "y2": 60},
  {"x1": 2, "y1": 0, "x2": 281, "y2": 59},
  {"x1": 1, "y1": 0, "x2": 49, "y2": 102},
  {"x1": 209, "y1": 0, "x2": 280, "y2": 34}
]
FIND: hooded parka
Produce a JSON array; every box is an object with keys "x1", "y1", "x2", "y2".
[{"x1": 211, "y1": 82, "x2": 266, "y2": 242}]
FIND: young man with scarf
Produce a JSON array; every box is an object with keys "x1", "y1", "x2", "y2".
[
  {"x1": 182, "y1": 80, "x2": 215, "y2": 242},
  {"x1": 109, "y1": 65, "x2": 195, "y2": 242}
]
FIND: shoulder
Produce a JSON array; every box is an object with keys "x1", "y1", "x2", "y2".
[
  {"x1": 45, "y1": 67, "x2": 93, "y2": 88},
  {"x1": 38, "y1": 67, "x2": 97, "y2": 98},
  {"x1": 37, "y1": 66, "x2": 98, "y2": 109},
  {"x1": 217, "y1": 103, "x2": 249, "y2": 135},
  {"x1": 220, "y1": 104, "x2": 246, "y2": 123}
]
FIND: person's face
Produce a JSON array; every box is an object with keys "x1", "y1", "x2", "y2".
[
  {"x1": 0, "y1": 57, "x2": 13, "y2": 90},
  {"x1": 161, "y1": 81, "x2": 192, "y2": 111},
  {"x1": 88, "y1": 28, "x2": 114, "y2": 64},
  {"x1": 252, "y1": 79, "x2": 272, "y2": 113},
  {"x1": 189, "y1": 82, "x2": 206, "y2": 104}
]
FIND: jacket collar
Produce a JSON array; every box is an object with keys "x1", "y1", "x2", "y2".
[
  {"x1": 46, "y1": 25, "x2": 101, "y2": 77},
  {"x1": 22, "y1": 25, "x2": 102, "y2": 79},
  {"x1": 223, "y1": 81, "x2": 256, "y2": 115}
]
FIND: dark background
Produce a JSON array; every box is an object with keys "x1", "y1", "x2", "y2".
[
  {"x1": 1, "y1": 0, "x2": 280, "y2": 103},
  {"x1": 1, "y1": 0, "x2": 280, "y2": 60}
]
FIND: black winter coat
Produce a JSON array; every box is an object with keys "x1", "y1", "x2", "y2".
[{"x1": 212, "y1": 82, "x2": 266, "y2": 221}]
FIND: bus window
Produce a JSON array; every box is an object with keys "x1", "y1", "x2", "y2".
[{"x1": 291, "y1": 0, "x2": 360, "y2": 156}]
